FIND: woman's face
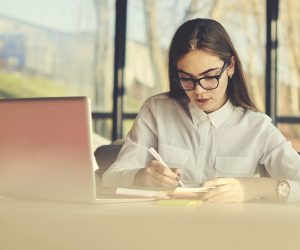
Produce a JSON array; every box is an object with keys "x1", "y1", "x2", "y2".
[{"x1": 176, "y1": 49, "x2": 234, "y2": 113}]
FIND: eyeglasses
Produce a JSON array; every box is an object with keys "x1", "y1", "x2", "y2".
[{"x1": 177, "y1": 62, "x2": 228, "y2": 91}]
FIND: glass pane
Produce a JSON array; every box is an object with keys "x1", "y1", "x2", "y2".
[
  {"x1": 0, "y1": 0, "x2": 115, "y2": 113},
  {"x1": 124, "y1": 0, "x2": 266, "y2": 113},
  {"x1": 277, "y1": 0, "x2": 300, "y2": 116},
  {"x1": 123, "y1": 119, "x2": 135, "y2": 139},
  {"x1": 92, "y1": 119, "x2": 112, "y2": 142},
  {"x1": 277, "y1": 123, "x2": 300, "y2": 152}
]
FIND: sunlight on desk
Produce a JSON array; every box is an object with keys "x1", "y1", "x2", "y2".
[{"x1": 0, "y1": 197, "x2": 300, "y2": 250}]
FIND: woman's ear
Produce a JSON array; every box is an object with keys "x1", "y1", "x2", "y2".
[{"x1": 228, "y1": 56, "x2": 235, "y2": 78}]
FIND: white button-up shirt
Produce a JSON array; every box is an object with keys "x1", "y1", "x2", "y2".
[{"x1": 102, "y1": 93, "x2": 300, "y2": 201}]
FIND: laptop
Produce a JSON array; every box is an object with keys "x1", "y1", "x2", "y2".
[{"x1": 0, "y1": 96, "x2": 114, "y2": 203}]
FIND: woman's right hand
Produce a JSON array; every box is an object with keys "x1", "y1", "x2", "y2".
[{"x1": 134, "y1": 160, "x2": 181, "y2": 187}]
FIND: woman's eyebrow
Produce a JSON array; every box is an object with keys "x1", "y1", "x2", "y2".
[{"x1": 177, "y1": 67, "x2": 219, "y2": 77}]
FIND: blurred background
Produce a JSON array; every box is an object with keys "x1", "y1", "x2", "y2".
[{"x1": 0, "y1": 0, "x2": 299, "y2": 149}]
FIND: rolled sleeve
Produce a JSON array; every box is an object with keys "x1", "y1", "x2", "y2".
[{"x1": 102, "y1": 167, "x2": 141, "y2": 187}]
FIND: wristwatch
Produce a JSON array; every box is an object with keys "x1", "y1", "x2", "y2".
[{"x1": 276, "y1": 180, "x2": 290, "y2": 202}]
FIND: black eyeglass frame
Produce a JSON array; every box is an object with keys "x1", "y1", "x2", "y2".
[{"x1": 177, "y1": 62, "x2": 229, "y2": 91}]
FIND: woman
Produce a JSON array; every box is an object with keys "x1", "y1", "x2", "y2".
[{"x1": 102, "y1": 18, "x2": 300, "y2": 203}]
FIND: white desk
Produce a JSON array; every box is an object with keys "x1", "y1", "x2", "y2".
[{"x1": 0, "y1": 197, "x2": 300, "y2": 250}]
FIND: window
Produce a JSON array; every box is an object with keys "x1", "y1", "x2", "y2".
[
  {"x1": 277, "y1": 0, "x2": 300, "y2": 150},
  {"x1": 1, "y1": 1, "x2": 299, "y2": 144},
  {"x1": 0, "y1": 0, "x2": 115, "y2": 140}
]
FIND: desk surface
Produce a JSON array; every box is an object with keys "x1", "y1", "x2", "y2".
[{"x1": 1, "y1": 197, "x2": 300, "y2": 250}]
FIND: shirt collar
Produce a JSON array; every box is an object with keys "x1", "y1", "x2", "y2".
[
  {"x1": 188, "y1": 99, "x2": 234, "y2": 128},
  {"x1": 188, "y1": 101, "x2": 208, "y2": 125}
]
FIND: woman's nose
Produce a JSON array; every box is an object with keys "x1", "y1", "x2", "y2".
[{"x1": 193, "y1": 83, "x2": 207, "y2": 94}]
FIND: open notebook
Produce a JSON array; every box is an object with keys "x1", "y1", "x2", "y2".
[
  {"x1": 97, "y1": 186, "x2": 216, "y2": 200},
  {"x1": 112, "y1": 186, "x2": 217, "y2": 206}
]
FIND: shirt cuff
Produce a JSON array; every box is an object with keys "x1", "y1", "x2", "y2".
[
  {"x1": 286, "y1": 180, "x2": 300, "y2": 202},
  {"x1": 101, "y1": 167, "x2": 141, "y2": 188}
]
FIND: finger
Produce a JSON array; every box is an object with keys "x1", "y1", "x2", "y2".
[
  {"x1": 152, "y1": 160, "x2": 179, "y2": 180},
  {"x1": 202, "y1": 177, "x2": 232, "y2": 187},
  {"x1": 140, "y1": 168, "x2": 171, "y2": 187},
  {"x1": 149, "y1": 173, "x2": 177, "y2": 187},
  {"x1": 203, "y1": 186, "x2": 234, "y2": 203},
  {"x1": 154, "y1": 172, "x2": 179, "y2": 187},
  {"x1": 171, "y1": 168, "x2": 182, "y2": 177},
  {"x1": 202, "y1": 184, "x2": 231, "y2": 200},
  {"x1": 146, "y1": 164, "x2": 178, "y2": 187}
]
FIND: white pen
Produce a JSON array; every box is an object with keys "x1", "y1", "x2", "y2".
[{"x1": 148, "y1": 147, "x2": 185, "y2": 187}]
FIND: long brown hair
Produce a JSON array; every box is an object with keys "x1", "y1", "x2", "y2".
[{"x1": 168, "y1": 18, "x2": 258, "y2": 111}]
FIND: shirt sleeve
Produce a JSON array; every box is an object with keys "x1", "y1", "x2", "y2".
[
  {"x1": 101, "y1": 100, "x2": 158, "y2": 187},
  {"x1": 259, "y1": 122, "x2": 300, "y2": 202}
]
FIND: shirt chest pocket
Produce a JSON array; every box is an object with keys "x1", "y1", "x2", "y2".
[
  {"x1": 158, "y1": 144, "x2": 190, "y2": 169},
  {"x1": 214, "y1": 156, "x2": 253, "y2": 177}
]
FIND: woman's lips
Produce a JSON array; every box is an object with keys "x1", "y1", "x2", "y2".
[{"x1": 195, "y1": 98, "x2": 210, "y2": 104}]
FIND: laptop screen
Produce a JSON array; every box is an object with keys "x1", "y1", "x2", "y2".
[{"x1": 0, "y1": 96, "x2": 96, "y2": 202}]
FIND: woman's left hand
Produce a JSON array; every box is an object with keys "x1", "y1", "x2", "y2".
[{"x1": 201, "y1": 177, "x2": 278, "y2": 203}]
